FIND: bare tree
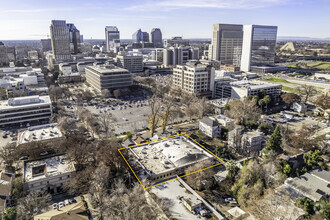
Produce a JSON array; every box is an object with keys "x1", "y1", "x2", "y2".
[
  {"x1": 99, "y1": 112, "x2": 116, "y2": 137},
  {"x1": 113, "y1": 89, "x2": 122, "y2": 99},
  {"x1": 160, "y1": 96, "x2": 177, "y2": 133},
  {"x1": 17, "y1": 192, "x2": 51, "y2": 220},
  {"x1": 101, "y1": 89, "x2": 111, "y2": 98},
  {"x1": 89, "y1": 165, "x2": 110, "y2": 217},
  {"x1": 185, "y1": 160, "x2": 216, "y2": 191},
  {"x1": 148, "y1": 95, "x2": 161, "y2": 136},
  {"x1": 225, "y1": 97, "x2": 261, "y2": 127},
  {"x1": 48, "y1": 86, "x2": 63, "y2": 103},
  {"x1": 58, "y1": 116, "x2": 77, "y2": 132},
  {"x1": 102, "y1": 181, "x2": 165, "y2": 220},
  {"x1": 281, "y1": 93, "x2": 301, "y2": 105},
  {"x1": 298, "y1": 84, "x2": 318, "y2": 103},
  {"x1": 0, "y1": 87, "x2": 7, "y2": 100}
]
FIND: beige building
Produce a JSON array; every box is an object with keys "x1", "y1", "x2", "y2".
[
  {"x1": 34, "y1": 201, "x2": 88, "y2": 220},
  {"x1": 209, "y1": 24, "x2": 243, "y2": 66},
  {"x1": 85, "y1": 64, "x2": 132, "y2": 92},
  {"x1": 228, "y1": 129, "x2": 264, "y2": 155},
  {"x1": 23, "y1": 155, "x2": 76, "y2": 194},
  {"x1": 116, "y1": 54, "x2": 143, "y2": 73},
  {"x1": 172, "y1": 63, "x2": 215, "y2": 97}
]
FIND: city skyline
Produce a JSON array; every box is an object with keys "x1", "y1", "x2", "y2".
[{"x1": 1, "y1": 0, "x2": 330, "y2": 40}]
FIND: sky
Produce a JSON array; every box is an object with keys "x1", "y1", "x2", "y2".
[{"x1": 0, "y1": 0, "x2": 330, "y2": 40}]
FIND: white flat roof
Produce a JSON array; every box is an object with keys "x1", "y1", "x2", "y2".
[
  {"x1": 0, "y1": 95, "x2": 51, "y2": 110},
  {"x1": 24, "y1": 155, "x2": 75, "y2": 182},
  {"x1": 129, "y1": 135, "x2": 214, "y2": 176},
  {"x1": 18, "y1": 125, "x2": 62, "y2": 144}
]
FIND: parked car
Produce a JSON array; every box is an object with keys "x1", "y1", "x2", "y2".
[
  {"x1": 64, "y1": 199, "x2": 70, "y2": 206},
  {"x1": 58, "y1": 202, "x2": 64, "y2": 208},
  {"x1": 69, "y1": 198, "x2": 77, "y2": 204},
  {"x1": 52, "y1": 203, "x2": 58, "y2": 210}
]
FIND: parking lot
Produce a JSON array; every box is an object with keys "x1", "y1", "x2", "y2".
[{"x1": 84, "y1": 99, "x2": 151, "y2": 134}]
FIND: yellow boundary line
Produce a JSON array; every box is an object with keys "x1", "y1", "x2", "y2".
[{"x1": 118, "y1": 133, "x2": 225, "y2": 190}]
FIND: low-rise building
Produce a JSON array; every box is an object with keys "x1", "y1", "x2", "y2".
[
  {"x1": 292, "y1": 102, "x2": 307, "y2": 113},
  {"x1": 199, "y1": 117, "x2": 221, "y2": 138},
  {"x1": 127, "y1": 135, "x2": 216, "y2": 184},
  {"x1": 17, "y1": 124, "x2": 62, "y2": 145},
  {"x1": 23, "y1": 155, "x2": 76, "y2": 194},
  {"x1": 0, "y1": 168, "x2": 15, "y2": 212},
  {"x1": 59, "y1": 63, "x2": 72, "y2": 75},
  {"x1": 33, "y1": 201, "x2": 88, "y2": 220},
  {"x1": 0, "y1": 95, "x2": 52, "y2": 128},
  {"x1": 221, "y1": 64, "x2": 240, "y2": 72},
  {"x1": 85, "y1": 64, "x2": 132, "y2": 92},
  {"x1": 210, "y1": 114, "x2": 234, "y2": 128},
  {"x1": 278, "y1": 169, "x2": 330, "y2": 202},
  {"x1": 182, "y1": 196, "x2": 202, "y2": 213},
  {"x1": 228, "y1": 129, "x2": 264, "y2": 155},
  {"x1": 28, "y1": 50, "x2": 38, "y2": 60},
  {"x1": 230, "y1": 80, "x2": 282, "y2": 101}
]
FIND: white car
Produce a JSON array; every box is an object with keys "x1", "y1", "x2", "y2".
[
  {"x1": 52, "y1": 203, "x2": 58, "y2": 210},
  {"x1": 64, "y1": 199, "x2": 70, "y2": 206},
  {"x1": 58, "y1": 202, "x2": 64, "y2": 208}
]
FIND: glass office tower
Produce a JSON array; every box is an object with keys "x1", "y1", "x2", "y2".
[
  {"x1": 250, "y1": 26, "x2": 277, "y2": 66},
  {"x1": 241, "y1": 25, "x2": 278, "y2": 71}
]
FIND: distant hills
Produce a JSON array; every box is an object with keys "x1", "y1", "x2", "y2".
[{"x1": 277, "y1": 36, "x2": 330, "y2": 41}]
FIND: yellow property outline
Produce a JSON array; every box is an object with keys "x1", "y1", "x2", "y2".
[{"x1": 118, "y1": 133, "x2": 225, "y2": 190}]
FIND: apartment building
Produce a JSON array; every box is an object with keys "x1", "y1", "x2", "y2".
[
  {"x1": 199, "y1": 117, "x2": 221, "y2": 138},
  {"x1": 0, "y1": 95, "x2": 52, "y2": 128},
  {"x1": 228, "y1": 129, "x2": 264, "y2": 155},
  {"x1": 85, "y1": 64, "x2": 132, "y2": 92},
  {"x1": 172, "y1": 63, "x2": 215, "y2": 97},
  {"x1": 23, "y1": 155, "x2": 76, "y2": 194},
  {"x1": 116, "y1": 54, "x2": 143, "y2": 73}
]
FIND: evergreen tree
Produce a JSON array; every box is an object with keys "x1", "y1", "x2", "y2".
[{"x1": 264, "y1": 125, "x2": 282, "y2": 154}]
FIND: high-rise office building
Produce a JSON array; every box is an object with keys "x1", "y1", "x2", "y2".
[
  {"x1": 240, "y1": 25, "x2": 278, "y2": 72},
  {"x1": 132, "y1": 29, "x2": 149, "y2": 43},
  {"x1": 40, "y1": 39, "x2": 52, "y2": 52},
  {"x1": 0, "y1": 42, "x2": 9, "y2": 67},
  {"x1": 105, "y1": 26, "x2": 120, "y2": 52},
  {"x1": 163, "y1": 46, "x2": 199, "y2": 67},
  {"x1": 50, "y1": 20, "x2": 71, "y2": 61},
  {"x1": 150, "y1": 28, "x2": 163, "y2": 48},
  {"x1": 208, "y1": 24, "x2": 243, "y2": 66},
  {"x1": 67, "y1": 23, "x2": 81, "y2": 54},
  {"x1": 142, "y1": 32, "x2": 149, "y2": 42},
  {"x1": 132, "y1": 29, "x2": 143, "y2": 43}
]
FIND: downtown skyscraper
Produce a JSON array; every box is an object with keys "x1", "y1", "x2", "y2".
[
  {"x1": 208, "y1": 24, "x2": 243, "y2": 66},
  {"x1": 50, "y1": 20, "x2": 71, "y2": 61},
  {"x1": 105, "y1": 26, "x2": 120, "y2": 52},
  {"x1": 240, "y1": 25, "x2": 278, "y2": 71},
  {"x1": 150, "y1": 28, "x2": 163, "y2": 48},
  {"x1": 209, "y1": 23, "x2": 277, "y2": 72}
]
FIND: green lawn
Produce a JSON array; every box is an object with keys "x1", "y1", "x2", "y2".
[
  {"x1": 282, "y1": 86, "x2": 299, "y2": 93},
  {"x1": 265, "y1": 78, "x2": 293, "y2": 83}
]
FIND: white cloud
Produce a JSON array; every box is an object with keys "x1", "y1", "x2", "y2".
[{"x1": 125, "y1": 0, "x2": 288, "y2": 11}]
